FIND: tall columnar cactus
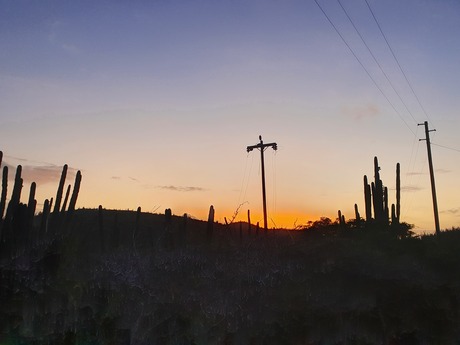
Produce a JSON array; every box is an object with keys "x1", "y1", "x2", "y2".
[
  {"x1": 27, "y1": 182, "x2": 37, "y2": 230},
  {"x1": 4, "y1": 165, "x2": 23, "y2": 229},
  {"x1": 362, "y1": 158, "x2": 402, "y2": 228},
  {"x1": 61, "y1": 184, "x2": 71, "y2": 213},
  {"x1": 338, "y1": 210, "x2": 345, "y2": 227},
  {"x1": 396, "y1": 162, "x2": 401, "y2": 223},
  {"x1": 0, "y1": 166, "x2": 8, "y2": 220},
  {"x1": 364, "y1": 175, "x2": 372, "y2": 222},
  {"x1": 136, "y1": 206, "x2": 141, "y2": 235},
  {"x1": 207, "y1": 205, "x2": 215, "y2": 241},
  {"x1": 373, "y1": 157, "x2": 385, "y2": 223},
  {"x1": 53, "y1": 164, "x2": 68, "y2": 214},
  {"x1": 354, "y1": 204, "x2": 360, "y2": 223},
  {"x1": 40, "y1": 199, "x2": 51, "y2": 238},
  {"x1": 391, "y1": 204, "x2": 397, "y2": 224},
  {"x1": 67, "y1": 170, "x2": 82, "y2": 215},
  {"x1": 384, "y1": 186, "x2": 389, "y2": 225}
]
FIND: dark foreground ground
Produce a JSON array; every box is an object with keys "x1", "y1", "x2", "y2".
[{"x1": 1, "y1": 209, "x2": 460, "y2": 344}]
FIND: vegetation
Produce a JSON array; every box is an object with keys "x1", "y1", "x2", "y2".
[{"x1": 1, "y1": 150, "x2": 459, "y2": 344}]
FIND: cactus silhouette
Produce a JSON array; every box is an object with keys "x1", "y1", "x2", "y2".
[
  {"x1": 40, "y1": 199, "x2": 51, "y2": 238},
  {"x1": 67, "y1": 170, "x2": 82, "y2": 218},
  {"x1": 61, "y1": 184, "x2": 71, "y2": 213},
  {"x1": 396, "y1": 163, "x2": 401, "y2": 224},
  {"x1": 4, "y1": 165, "x2": 23, "y2": 235},
  {"x1": 53, "y1": 164, "x2": 68, "y2": 214},
  {"x1": 338, "y1": 210, "x2": 345, "y2": 227},
  {"x1": 27, "y1": 182, "x2": 37, "y2": 230},
  {"x1": 207, "y1": 205, "x2": 214, "y2": 241},
  {"x1": 354, "y1": 204, "x2": 360, "y2": 224},
  {"x1": 363, "y1": 175, "x2": 372, "y2": 223},
  {"x1": 0, "y1": 166, "x2": 8, "y2": 220}
]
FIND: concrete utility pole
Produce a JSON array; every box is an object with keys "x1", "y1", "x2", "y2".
[
  {"x1": 418, "y1": 121, "x2": 441, "y2": 235},
  {"x1": 247, "y1": 135, "x2": 277, "y2": 231}
]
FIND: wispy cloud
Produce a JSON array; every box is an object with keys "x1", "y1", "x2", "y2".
[
  {"x1": 441, "y1": 208, "x2": 460, "y2": 216},
  {"x1": 157, "y1": 185, "x2": 206, "y2": 192},
  {"x1": 12, "y1": 164, "x2": 77, "y2": 185},
  {"x1": 341, "y1": 104, "x2": 380, "y2": 120},
  {"x1": 111, "y1": 176, "x2": 121, "y2": 180},
  {"x1": 406, "y1": 172, "x2": 424, "y2": 176},
  {"x1": 401, "y1": 185, "x2": 423, "y2": 192},
  {"x1": 436, "y1": 168, "x2": 451, "y2": 174},
  {"x1": 129, "y1": 176, "x2": 140, "y2": 182}
]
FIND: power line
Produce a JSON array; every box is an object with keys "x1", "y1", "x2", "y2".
[
  {"x1": 431, "y1": 142, "x2": 460, "y2": 153},
  {"x1": 337, "y1": 0, "x2": 418, "y2": 125},
  {"x1": 364, "y1": 0, "x2": 435, "y2": 126},
  {"x1": 314, "y1": 0, "x2": 415, "y2": 135}
]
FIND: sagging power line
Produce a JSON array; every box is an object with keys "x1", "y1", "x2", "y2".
[{"x1": 314, "y1": 0, "x2": 416, "y2": 135}]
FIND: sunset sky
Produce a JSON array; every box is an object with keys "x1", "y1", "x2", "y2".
[{"x1": 1, "y1": 0, "x2": 459, "y2": 232}]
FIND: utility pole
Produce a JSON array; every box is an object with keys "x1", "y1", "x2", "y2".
[
  {"x1": 247, "y1": 135, "x2": 277, "y2": 231},
  {"x1": 418, "y1": 121, "x2": 441, "y2": 235}
]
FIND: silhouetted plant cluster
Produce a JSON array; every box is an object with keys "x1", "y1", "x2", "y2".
[
  {"x1": 336, "y1": 156, "x2": 413, "y2": 238},
  {"x1": 0, "y1": 152, "x2": 82, "y2": 259}
]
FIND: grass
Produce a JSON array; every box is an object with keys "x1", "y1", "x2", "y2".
[{"x1": 1, "y1": 209, "x2": 460, "y2": 344}]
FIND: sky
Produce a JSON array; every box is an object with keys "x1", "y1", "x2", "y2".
[{"x1": 1, "y1": 0, "x2": 459, "y2": 233}]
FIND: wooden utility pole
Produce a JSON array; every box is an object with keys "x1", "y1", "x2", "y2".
[
  {"x1": 247, "y1": 135, "x2": 277, "y2": 231},
  {"x1": 418, "y1": 121, "x2": 441, "y2": 235}
]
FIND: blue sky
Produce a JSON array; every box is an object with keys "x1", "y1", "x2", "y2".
[{"x1": 1, "y1": 0, "x2": 459, "y2": 231}]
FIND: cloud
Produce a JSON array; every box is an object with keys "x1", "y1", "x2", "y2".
[
  {"x1": 401, "y1": 185, "x2": 423, "y2": 192},
  {"x1": 111, "y1": 176, "x2": 121, "y2": 180},
  {"x1": 406, "y1": 172, "x2": 424, "y2": 176},
  {"x1": 157, "y1": 185, "x2": 206, "y2": 192},
  {"x1": 435, "y1": 168, "x2": 451, "y2": 174},
  {"x1": 441, "y1": 208, "x2": 460, "y2": 216},
  {"x1": 341, "y1": 104, "x2": 380, "y2": 120},
  {"x1": 1, "y1": 160, "x2": 77, "y2": 185},
  {"x1": 129, "y1": 176, "x2": 140, "y2": 182}
]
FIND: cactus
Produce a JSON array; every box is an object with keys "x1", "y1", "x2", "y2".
[
  {"x1": 40, "y1": 199, "x2": 51, "y2": 238},
  {"x1": 384, "y1": 186, "x2": 389, "y2": 225},
  {"x1": 0, "y1": 166, "x2": 8, "y2": 220},
  {"x1": 4, "y1": 165, "x2": 23, "y2": 236},
  {"x1": 396, "y1": 163, "x2": 401, "y2": 224},
  {"x1": 364, "y1": 175, "x2": 372, "y2": 222},
  {"x1": 53, "y1": 164, "x2": 68, "y2": 214},
  {"x1": 354, "y1": 203, "x2": 361, "y2": 225},
  {"x1": 338, "y1": 210, "x2": 346, "y2": 227},
  {"x1": 61, "y1": 184, "x2": 71, "y2": 213},
  {"x1": 67, "y1": 170, "x2": 82, "y2": 218},
  {"x1": 207, "y1": 205, "x2": 214, "y2": 241},
  {"x1": 27, "y1": 182, "x2": 37, "y2": 230},
  {"x1": 373, "y1": 157, "x2": 384, "y2": 222},
  {"x1": 136, "y1": 206, "x2": 141, "y2": 234},
  {"x1": 391, "y1": 204, "x2": 397, "y2": 224}
]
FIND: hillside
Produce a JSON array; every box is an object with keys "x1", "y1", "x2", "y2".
[{"x1": 1, "y1": 208, "x2": 460, "y2": 344}]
